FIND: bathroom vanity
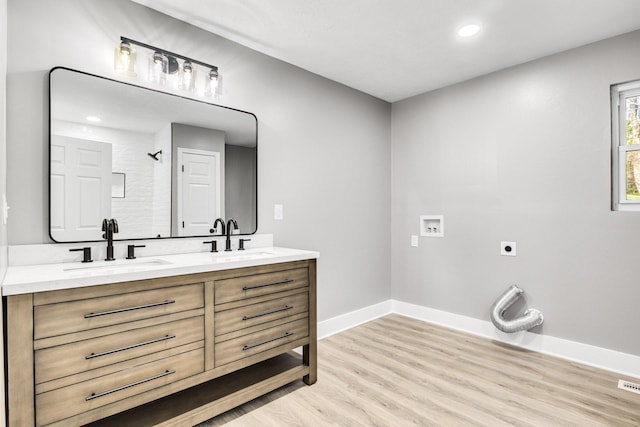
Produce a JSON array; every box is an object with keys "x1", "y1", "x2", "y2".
[{"x1": 3, "y1": 248, "x2": 317, "y2": 426}]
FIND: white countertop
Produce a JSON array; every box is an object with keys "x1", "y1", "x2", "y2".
[{"x1": 2, "y1": 247, "x2": 319, "y2": 296}]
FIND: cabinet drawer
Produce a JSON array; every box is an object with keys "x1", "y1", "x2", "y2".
[
  {"x1": 35, "y1": 283, "x2": 204, "y2": 339},
  {"x1": 215, "y1": 268, "x2": 308, "y2": 305},
  {"x1": 36, "y1": 348, "x2": 204, "y2": 426},
  {"x1": 35, "y1": 316, "x2": 204, "y2": 385},
  {"x1": 215, "y1": 292, "x2": 308, "y2": 337},
  {"x1": 215, "y1": 318, "x2": 308, "y2": 367}
]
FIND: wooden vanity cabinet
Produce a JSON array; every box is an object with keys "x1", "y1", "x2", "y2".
[{"x1": 5, "y1": 259, "x2": 317, "y2": 426}]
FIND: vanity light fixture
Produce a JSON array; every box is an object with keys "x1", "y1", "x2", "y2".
[
  {"x1": 114, "y1": 36, "x2": 222, "y2": 98},
  {"x1": 458, "y1": 23, "x2": 481, "y2": 38}
]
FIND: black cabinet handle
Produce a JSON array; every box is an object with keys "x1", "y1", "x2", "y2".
[
  {"x1": 85, "y1": 334, "x2": 176, "y2": 359},
  {"x1": 85, "y1": 370, "x2": 175, "y2": 401},
  {"x1": 242, "y1": 305, "x2": 293, "y2": 321},
  {"x1": 242, "y1": 279, "x2": 293, "y2": 291},
  {"x1": 84, "y1": 300, "x2": 175, "y2": 318},
  {"x1": 242, "y1": 332, "x2": 293, "y2": 351}
]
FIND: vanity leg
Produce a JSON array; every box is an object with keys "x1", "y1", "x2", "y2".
[
  {"x1": 303, "y1": 260, "x2": 317, "y2": 385},
  {"x1": 6, "y1": 294, "x2": 35, "y2": 426},
  {"x1": 303, "y1": 343, "x2": 317, "y2": 385}
]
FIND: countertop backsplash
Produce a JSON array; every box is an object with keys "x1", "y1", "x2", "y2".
[{"x1": 9, "y1": 234, "x2": 274, "y2": 266}]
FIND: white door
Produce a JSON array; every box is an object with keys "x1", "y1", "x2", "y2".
[
  {"x1": 177, "y1": 148, "x2": 221, "y2": 236},
  {"x1": 50, "y1": 135, "x2": 112, "y2": 241}
]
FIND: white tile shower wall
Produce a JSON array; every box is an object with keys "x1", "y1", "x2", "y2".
[
  {"x1": 8, "y1": 233, "x2": 274, "y2": 266},
  {"x1": 151, "y1": 123, "x2": 172, "y2": 238},
  {"x1": 110, "y1": 129, "x2": 156, "y2": 237}
]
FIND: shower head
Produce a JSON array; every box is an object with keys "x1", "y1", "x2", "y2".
[{"x1": 148, "y1": 150, "x2": 162, "y2": 161}]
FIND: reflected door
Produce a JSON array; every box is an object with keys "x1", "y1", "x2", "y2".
[
  {"x1": 177, "y1": 148, "x2": 221, "y2": 236},
  {"x1": 50, "y1": 135, "x2": 112, "y2": 241}
]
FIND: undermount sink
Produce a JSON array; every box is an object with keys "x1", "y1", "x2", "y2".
[
  {"x1": 209, "y1": 251, "x2": 276, "y2": 262},
  {"x1": 63, "y1": 258, "x2": 172, "y2": 272}
]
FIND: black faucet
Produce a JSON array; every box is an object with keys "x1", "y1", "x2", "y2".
[
  {"x1": 212, "y1": 218, "x2": 226, "y2": 236},
  {"x1": 102, "y1": 218, "x2": 119, "y2": 261},
  {"x1": 225, "y1": 218, "x2": 238, "y2": 251}
]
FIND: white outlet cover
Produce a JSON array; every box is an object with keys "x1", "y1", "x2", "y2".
[
  {"x1": 274, "y1": 204, "x2": 284, "y2": 220},
  {"x1": 411, "y1": 235, "x2": 419, "y2": 247},
  {"x1": 501, "y1": 241, "x2": 516, "y2": 256}
]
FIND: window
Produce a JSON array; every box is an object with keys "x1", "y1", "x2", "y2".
[{"x1": 612, "y1": 81, "x2": 640, "y2": 211}]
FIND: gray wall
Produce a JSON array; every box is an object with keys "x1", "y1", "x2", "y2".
[
  {"x1": 391, "y1": 30, "x2": 640, "y2": 356},
  {"x1": 6, "y1": 0, "x2": 391, "y2": 321},
  {"x1": 226, "y1": 144, "x2": 257, "y2": 233}
]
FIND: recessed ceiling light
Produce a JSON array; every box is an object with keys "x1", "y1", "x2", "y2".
[
  {"x1": 86, "y1": 116, "x2": 101, "y2": 122},
  {"x1": 458, "y1": 23, "x2": 481, "y2": 38}
]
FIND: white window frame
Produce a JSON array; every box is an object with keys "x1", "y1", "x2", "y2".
[{"x1": 611, "y1": 80, "x2": 640, "y2": 211}]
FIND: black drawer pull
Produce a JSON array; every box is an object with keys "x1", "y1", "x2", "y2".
[
  {"x1": 85, "y1": 370, "x2": 175, "y2": 401},
  {"x1": 85, "y1": 335, "x2": 176, "y2": 360},
  {"x1": 242, "y1": 279, "x2": 293, "y2": 291},
  {"x1": 84, "y1": 300, "x2": 176, "y2": 318},
  {"x1": 242, "y1": 305, "x2": 293, "y2": 321},
  {"x1": 242, "y1": 332, "x2": 293, "y2": 351}
]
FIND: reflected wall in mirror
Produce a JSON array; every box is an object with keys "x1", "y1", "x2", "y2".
[{"x1": 49, "y1": 67, "x2": 257, "y2": 242}]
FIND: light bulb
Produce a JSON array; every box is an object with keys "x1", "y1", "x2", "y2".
[
  {"x1": 180, "y1": 61, "x2": 196, "y2": 92},
  {"x1": 204, "y1": 67, "x2": 220, "y2": 98},
  {"x1": 148, "y1": 51, "x2": 167, "y2": 85},
  {"x1": 114, "y1": 41, "x2": 137, "y2": 76}
]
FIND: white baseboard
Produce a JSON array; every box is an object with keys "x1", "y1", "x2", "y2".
[
  {"x1": 317, "y1": 299, "x2": 640, "y2": 379},
  {"x1": 317, "y1": 300, "x2": 392, "y2": 340}
]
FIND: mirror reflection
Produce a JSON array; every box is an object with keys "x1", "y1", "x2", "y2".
[{"x1": 49, "y1": 67, "x2": 257, "y2": 242}]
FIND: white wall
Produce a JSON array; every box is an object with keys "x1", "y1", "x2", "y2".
[
  {"x1": 6, "y1": 0, "x2": 391, "y2": 321},
  {"x1": 391, "y1": 30, "x2": 640, "y2": 356}
]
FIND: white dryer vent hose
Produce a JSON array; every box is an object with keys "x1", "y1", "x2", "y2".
[{"x1": 490, "y1": 285, "x2": 543, "y2": 333}]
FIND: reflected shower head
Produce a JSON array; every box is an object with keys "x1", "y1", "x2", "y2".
[{"x1": 148, "y1": 150, "x2": 162, "y2": 161}]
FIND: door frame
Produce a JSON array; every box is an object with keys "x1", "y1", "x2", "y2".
[{"x1": 176, "y1": 147, "x2": 222, "y2": 237}]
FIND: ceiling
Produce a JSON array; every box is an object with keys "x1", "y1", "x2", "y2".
[{"x1": 131, "y1": 0, "x2": 640, "y2": 103}]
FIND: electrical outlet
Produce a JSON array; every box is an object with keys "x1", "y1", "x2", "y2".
[
  {"x1": 501, "y1": 241, "x2": 516, "y2": 256},
  {"x1": 411, "y1": 235, "x2": 419, "y2": 247},
  {"x1": 274, "y1": 204, "x2": 283, "y2": 220}
]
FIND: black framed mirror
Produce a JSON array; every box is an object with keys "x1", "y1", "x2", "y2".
[{"x1": 49, "y1": 67, "x2": 257, "y2": 242}]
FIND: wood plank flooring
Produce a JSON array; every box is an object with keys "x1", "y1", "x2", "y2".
[{"x1": 198, "y1": 314, "x2": 640, "y2": 426}]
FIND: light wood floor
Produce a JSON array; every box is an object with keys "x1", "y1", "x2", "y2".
[{"x1": 198, "y1": 314, "x2": 640, "y2": 426}]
